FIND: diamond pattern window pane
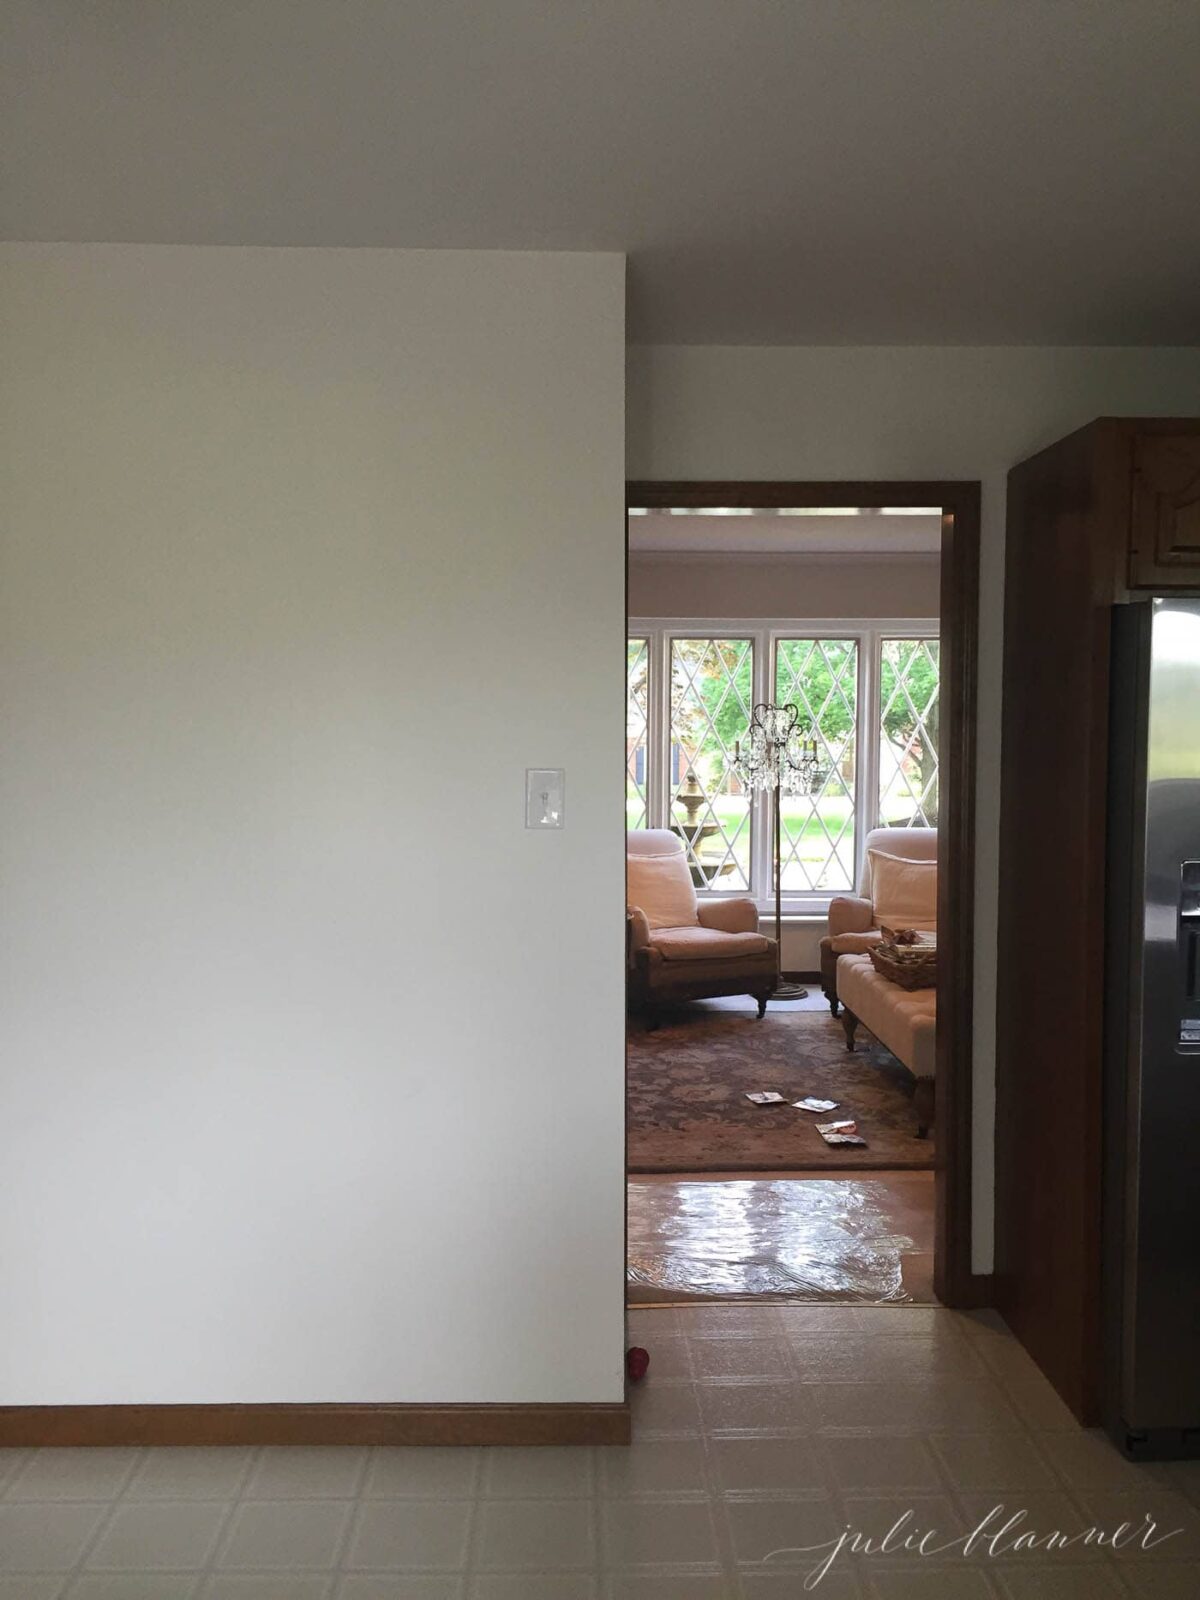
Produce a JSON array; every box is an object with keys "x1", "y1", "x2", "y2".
[
  {"x1": 669, "y1": 638, "x2": 753, "y2": 891},
  {"x1": 774, "y1": 639, "x2": 858, "y2": 891},
  {"x1": 626, "y1": 637, "x2": 649, "y2": 830},
  {"x1": 879, "y1": 637, "x2": 940, "y2": 827}
]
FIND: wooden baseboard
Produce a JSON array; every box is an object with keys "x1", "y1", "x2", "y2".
[
  {"x1": 0, "y1": 1401, "x2": 631, "y2": 1448},
  {"x1": 781, "y1": 970, "x2": 820, "y2": 983}
]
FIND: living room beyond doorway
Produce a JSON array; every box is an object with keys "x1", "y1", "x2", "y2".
[{"x1": 624, "y1": 482, "x2": 981, "y2": 1310}]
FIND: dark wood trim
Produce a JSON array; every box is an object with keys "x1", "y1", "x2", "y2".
[
  {"x1": 627, "y1": 481, "x2": 981, "y2": 511},
  {"x1": 0, "y1": 1402, "x2": 631, "y2": 1449},
  {"x1": 962, "y1": 1273, "x2": 997, "y2": 1311},
  {"x1": 934, "y1": 484, "x2": 982, "y2": 1309},
  {"x1": 626, "y1": 480, "x2": 983, "y2": 1311}
]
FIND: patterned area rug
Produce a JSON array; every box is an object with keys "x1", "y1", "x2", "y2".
[{"x1": 627, "y1": 1002, "x2": 934, "y2": 1172}]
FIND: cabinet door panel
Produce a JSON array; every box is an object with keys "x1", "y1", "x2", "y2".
[{"x1": 1130, "y1": 433, "x2": 1200, "y2": 588}]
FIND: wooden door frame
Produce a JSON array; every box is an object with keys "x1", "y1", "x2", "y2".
[{"x1": 626, "y1": 479, "x2": 985, "y2": 1309}]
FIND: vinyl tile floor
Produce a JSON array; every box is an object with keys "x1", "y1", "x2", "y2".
[{"x1": 1, "y1": 1306, "x2": 1197, "y2": 1597}]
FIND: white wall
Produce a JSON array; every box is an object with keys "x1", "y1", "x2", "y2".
[
  {"x1": 628, "y1": 551, "x2": 940, "y2": 619},
  {"x1": 0, "y1": 244, "x2": 627, "y2": 1405},
  {"x1": 627, "y1": 344, "x2": 1200, "y2": 1273}
]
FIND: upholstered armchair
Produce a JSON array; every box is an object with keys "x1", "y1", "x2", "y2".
[
  {"x1": 627, "y1": 831, "x2": 778, "y2": 1026},
  {"x1": 820, "y1": 826, "x2": 938, "y2": 1014}
]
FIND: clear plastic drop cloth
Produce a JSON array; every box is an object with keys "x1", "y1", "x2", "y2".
[{"x1": 627, "y1": 1178, "x2": 927, "y2": 1302}]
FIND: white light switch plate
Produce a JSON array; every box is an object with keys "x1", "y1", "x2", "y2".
[{"x1": 526, "y1": 768, "x2": 565, "y2": 828}]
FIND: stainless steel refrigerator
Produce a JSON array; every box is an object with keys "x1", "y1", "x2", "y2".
[{"x1": 1104, "y1": 595, "x2": 1200, "y2": 1459}]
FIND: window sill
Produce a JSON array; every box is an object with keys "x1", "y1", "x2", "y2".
[{"x1": 695, "y1": 893, "x2": 835, "y2": 922}]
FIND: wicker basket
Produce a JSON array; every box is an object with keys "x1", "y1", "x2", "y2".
[{"x1": 869, "y1": 932, "x2": 937, "y2": 991}]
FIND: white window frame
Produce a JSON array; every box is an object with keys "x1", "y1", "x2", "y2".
[{"x1": 630, "y1": 616, "x2": 939, "y2": 914}]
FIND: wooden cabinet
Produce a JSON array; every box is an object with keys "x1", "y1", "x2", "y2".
[
  {"x1": 1129, "y1": 430, "x2": 1200, "y2": 589},
  {"x1": 996, "y1": 417, "x2": 1200, "y2": 1424}
]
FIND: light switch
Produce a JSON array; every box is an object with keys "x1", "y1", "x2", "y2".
[{"x1": 526, "y1": 768, "x2": 565, "y2": 828}]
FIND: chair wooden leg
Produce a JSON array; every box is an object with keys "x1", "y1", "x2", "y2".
[
  {"x1": 755, "y1": 992, "x2": 769, "y2": 1019},
  {"x1": 840, "y1": 1008, "x2": 859, "y2": 1051},
  {"x1": 819, "y1": 942, "x2": 841, "y2": 1018}
]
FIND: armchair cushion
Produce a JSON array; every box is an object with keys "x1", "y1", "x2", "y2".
[
  {"x1": 857, "y1": 826, "x2": 937, "y2": 894},
  {"x1": 828, "y1": 930, "x2": 883, "y2": 955},
  {"x1": 867, "y1": 849, "x2": 938, "y2": 930},
  {"x1": 627, "y1": 832, "x2": 699, "y2": 929},
  {"x1": 828, "y1": 894, "x2": 875, "y2": 936},
  {"x1": 649, "y1": 925, "x2": 771, "y2": 961},
  {"x1": 696, "y1": 896, "x2": 759, "y2": 935}
]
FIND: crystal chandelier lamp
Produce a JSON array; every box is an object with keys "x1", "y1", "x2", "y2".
[{"x1": 731, "y1": 702, "x2": 824, "y2": 1002}]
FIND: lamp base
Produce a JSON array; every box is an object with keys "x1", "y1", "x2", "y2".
[{"x1": 770, "y1": 980, "x2": 810, "y2": 1002}]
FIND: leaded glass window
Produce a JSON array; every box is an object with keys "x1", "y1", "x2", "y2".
[
  {"x1": 879, "y1": 638, "x2": 940, "y2": 827},
  {"x1": 774, "y1": 639, "x2": 858, "y2": 891},
  {"x1": 668, "y1": 637, "x2": 753, "y2": 891}
]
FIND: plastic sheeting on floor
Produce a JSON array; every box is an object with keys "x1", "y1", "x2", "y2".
[{"x1": 627, "y1": 1177, "x2": 926, "y2": 1303}]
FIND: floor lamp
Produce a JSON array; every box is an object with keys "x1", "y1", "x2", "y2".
[{"x1": 731, "y1": 702, "x2": 823, "y2": 1002}]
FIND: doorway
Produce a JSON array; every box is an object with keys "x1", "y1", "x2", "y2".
[{"x1": 624, "y1": 480, "x2": 981, "y2": 1309}]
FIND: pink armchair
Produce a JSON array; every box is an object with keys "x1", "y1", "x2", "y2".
[
  {"x1": 627, "y1": 831, "x2": 778, "y2": 1027},
  {"x1": 820, "y1": 826, "x2": 937, "y2": 1014}
]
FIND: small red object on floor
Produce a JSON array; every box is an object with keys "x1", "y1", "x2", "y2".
[{"x1": 626, "y1": 1346, "x2": 650, "y2": 1382}]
